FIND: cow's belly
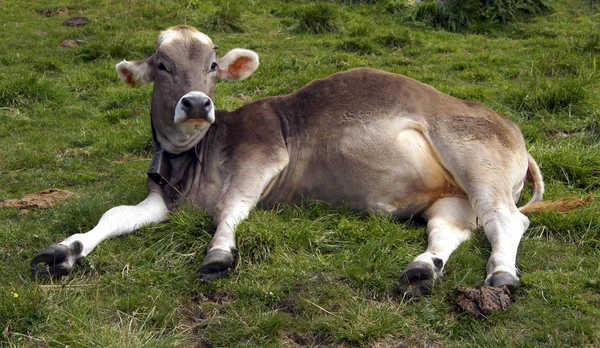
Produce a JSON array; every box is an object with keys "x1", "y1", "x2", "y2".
[{"x1": 265, "y1": 120, "x2": 463, "y2": 218}]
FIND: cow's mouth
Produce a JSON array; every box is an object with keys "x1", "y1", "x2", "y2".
[{"x1": 183, "y1": 119, "x2": 209, "y2": 124}]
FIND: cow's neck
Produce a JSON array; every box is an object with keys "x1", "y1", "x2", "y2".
[
  {"x1": 148, "y1": 114, "x2": 209, "y2": 186},
  {"x1": 151, "y1": 116, "x2": 219, "y2": 184},
  {"x1": 154, "y1": 137, "x2": 204, "y2": 208}
]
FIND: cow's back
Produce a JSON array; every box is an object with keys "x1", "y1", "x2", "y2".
[{"x1": 279, "y1": 68, "x2": 442, "y2": 127}]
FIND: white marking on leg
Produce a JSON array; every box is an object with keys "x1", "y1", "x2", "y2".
[
  {"x1": 207, "y1": 156, "x2": 289, "y2": 254},
  {"x1": 479, "y1": 205, "x2": 529, "y2": 280},
  {"x1": 208, "y1": 201, "x2": 252, "y2": 253},
  {"x1": 60, "y1": 192, "x2": 168, "y2": 257},
  {"x1": 413, "y1": 197, "x2": 477, "y2": 278}
]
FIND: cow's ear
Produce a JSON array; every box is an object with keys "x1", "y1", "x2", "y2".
[
  {"x1": 217, "y1": 49, "x2": 259, "y2": 81},
  {"x1": 116, "y1": 57, "x2": 154, "y2": 87}
]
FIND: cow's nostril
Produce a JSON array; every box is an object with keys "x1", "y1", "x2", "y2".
[
  {"x1": 181, "y1": 97, "x2": 192, "y2": 109},
  {"x1": 203, "y1": 99, "x2": 212, "y2": 109}
]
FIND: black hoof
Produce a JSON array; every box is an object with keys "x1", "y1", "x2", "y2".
[
  {"x1": 487, "y1": 271, "x2": 520, "y2": 292},
  {"x1": 399, "y1": 261, "x2": 435, "y2": 296},
  {"x1": 30, "y1": 243, "x2": 81, "y2": 279},
  {"x1": 198, "y1": 249, "x2": 235, "y2": 282}
]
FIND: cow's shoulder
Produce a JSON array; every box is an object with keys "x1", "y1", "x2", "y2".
[
  {"x1": 220, "y1": 96, "x2": 282, "y2": 125},
  {"x1": 215, "y1": 97, "x2": 287, "y2": 152}
]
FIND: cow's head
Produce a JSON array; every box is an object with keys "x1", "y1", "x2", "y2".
[{"x1": 116, "y1": 25, "x2": 259, "y2": 154}]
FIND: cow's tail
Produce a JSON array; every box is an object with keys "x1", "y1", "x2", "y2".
[{"x1": 518, "y1": 152, "x2": 590, "y2": 214}]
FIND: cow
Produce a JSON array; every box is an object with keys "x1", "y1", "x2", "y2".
[{"x1": 30, "y1": 25, "x2": 563, "y2": 295}]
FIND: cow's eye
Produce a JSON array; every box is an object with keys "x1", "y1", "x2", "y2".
[
  {"x1": 157, "y1": 62, "x2": 169, "y2": 72},
  {"x1": 210, "y1": 62, "x2": 218, "y2": 72}
]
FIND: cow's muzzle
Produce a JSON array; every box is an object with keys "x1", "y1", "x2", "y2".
[{"x1": 174, "y1": 91, "x2": 215, "y2": 124}]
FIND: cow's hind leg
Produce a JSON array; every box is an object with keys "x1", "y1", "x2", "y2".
[
  {"x1": 399, "y1": 197, "x2": 476, "y2": 296},
  {"x1": 30, "y1": 190, "x2": 168, "y2": 278},
  {"x1": 474, "y1": 197, "x2": 529, "y2": 291}
]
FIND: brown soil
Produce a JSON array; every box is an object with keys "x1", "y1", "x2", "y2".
[
  {"x1": 0, "y1": 189, "x2": 77, "y2": 213},
  {"x1": 36, "y1": 8, "x2": 69, "y2": 16},
  {"x1": 63, "y1": 17, "x2": 89, "y2": 27},
  {"x1": 59, "y1": 40, "x2": 87, "y2": 48},
  {"x1": 455, "y1": 285, "x2": 513, "y2": 318}
]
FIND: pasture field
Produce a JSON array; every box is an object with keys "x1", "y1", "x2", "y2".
[{"x1": 1, "y1": 0, "x2": 599, "y2": 346}]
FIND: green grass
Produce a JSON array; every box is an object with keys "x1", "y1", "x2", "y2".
[
  {"x1": 1, "y1": 0, "x2": 599, "y2": 346},
  {"x1": 289, "y1": 3, "x2": 341, "y2": 34}
]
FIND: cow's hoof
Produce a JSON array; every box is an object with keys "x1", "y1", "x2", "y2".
[
  {"x1": 30, "y1": 242, "x2": 82, "y2": 279},
  {"x1": 398, "y1": 261, "x2": 435, "y2": 297},
  {"x1": 486, "y1": 271, "x2": 519, "y2": 292},
  {"x1": 198, "y1": 249, "x2": 235, "y2": 282}
]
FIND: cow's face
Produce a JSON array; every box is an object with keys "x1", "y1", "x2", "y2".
[{"x1": 116, "y1": 25, "x2": 259, "y2": 153}]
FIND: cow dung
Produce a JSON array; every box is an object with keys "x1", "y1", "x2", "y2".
[
  {"x1": 455, "y1": 285, "x2": 512, "y2": 318},
  {"x1": 0, "y1": 189, "x2": 77, "y2": 213}
]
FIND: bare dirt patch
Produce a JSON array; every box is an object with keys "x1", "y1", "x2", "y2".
[
  {"x1": 63, "y1": 17, "x2": 89, "y2": 27},
  {"x1": 36, "y1": 8, "x2": 69, "y2": 16},
  {"x1": 59, "y1": 40, "x2": 87, "y2": 48},
  {"x1": 56, "y1": 147, "x2": 92, "y2": 158},
  {"x1": 283, "y1": 333, "x2": 339, "y2": 347},
  {"x1": 275, "y1": 298, "x2": 300, "y2": 316},
  {"x1": 175, "y1": 303, "x2": 217, "y2": 348},
  {"x1": 0, "y1": 107, "x2": 30, "y2": 121},
  {"x1": 0, "y1": 189, "x2": 77, "y2": 213},
  {"x1": 366, "y1": 334, "x2": 443, "y2": 348},
  {"x1": 455, "y1": 285, "x2": 512, "y2": 318},
  {"x1": 193, "y1": 290, "x2": 231, "y2": 304}
]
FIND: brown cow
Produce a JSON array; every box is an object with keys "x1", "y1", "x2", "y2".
[{"x1": 32, "y1": 25, "x2": 554, "y2": 295}]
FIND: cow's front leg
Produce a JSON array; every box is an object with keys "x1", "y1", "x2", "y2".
[
  {"x1": 30, "y1": 190, "x2": 168, "y2": 278},
  {"x1": 198, "y1": 154, "x2": 288, "y2": 281},
  {"x1": 198, "y1": 200, "x2": 252, "y2": 280}
]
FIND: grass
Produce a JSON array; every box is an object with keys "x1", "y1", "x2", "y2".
[
  {"x1": 410, "y1": 0, "x2": 554, "y2": 32},
  {"x1": 0, "y1": 0, "x2": 599, "y2": 346},
  {"x1": 289, "y1": 3, "x2": 340, "y2": 34}
]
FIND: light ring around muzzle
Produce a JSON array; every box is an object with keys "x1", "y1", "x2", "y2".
[{"x1": 174, "y1": 91, "x2": 215, "y2": 124}]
